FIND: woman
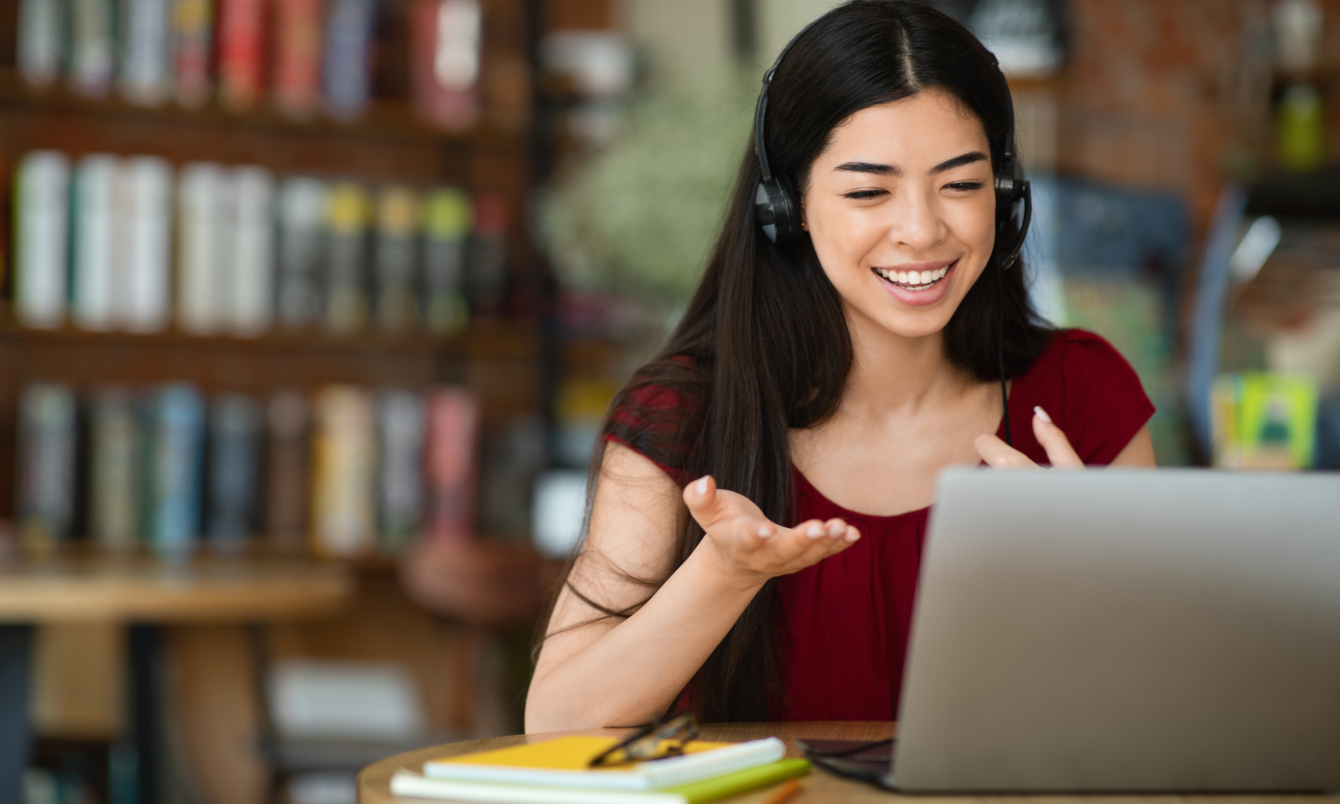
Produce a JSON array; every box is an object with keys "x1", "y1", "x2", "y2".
[{"x1": 527, "y1": 0, "x2": 1156, "y2": 732}]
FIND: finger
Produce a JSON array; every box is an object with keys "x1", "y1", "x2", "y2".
[
  {"x1": 1032, "y1": 407, "x2": 1083, "y2": 469},
  {"x1": 684, "y1": 476, "x2": 777, "y2": 543},
  {"x1": 974, "y1": 433, "x2": 1038, "y2": 468}
]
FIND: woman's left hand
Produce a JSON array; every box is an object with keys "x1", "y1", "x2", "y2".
[{"x1": 974, "y1": 406, "x2": 1083, "y2": 469}]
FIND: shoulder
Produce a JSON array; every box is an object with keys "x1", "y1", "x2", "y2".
[
  {"x1": 606, "y1": 355, "x2": 709, "y2": 487},
  {"x1": 1014, "y1": 329, "x2": 1154, "y2": 465}
]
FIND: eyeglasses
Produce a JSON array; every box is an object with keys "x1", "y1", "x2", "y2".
[{"x1": 588, "y1": 713, "x2": 699, "y2": 768}]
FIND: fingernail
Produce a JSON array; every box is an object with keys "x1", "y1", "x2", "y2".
[
  {"x1": 1034, "y1": 406, "x2": 1052, "y2": 424},
  {"x1": 757, "y1": 526, "x2": 774, "y2": 538},
  {"x1": 827, "y1": 523, "x2": 845, "y2": 539},
  {"x1": 845, "y1": 529, "x2": 860, "y2": 543},
  {"x1": 806, "y1": 524, "x2": 825, "y2": 539},
  {"x1": 694, "y1": 477, "x2": 708, "y2": 496}
]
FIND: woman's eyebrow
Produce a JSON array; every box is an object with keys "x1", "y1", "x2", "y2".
[{"x1": 833, "y1": 151, "x2": 988, "y2": 177}]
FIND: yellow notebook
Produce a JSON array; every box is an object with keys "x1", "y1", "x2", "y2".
[{"x1": 422, "y1": 735, "x2": 787, "y2": 791}]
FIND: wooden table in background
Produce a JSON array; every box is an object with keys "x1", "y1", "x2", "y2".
[
  {"x1": 0, "y1": 552, "x2": 354, "y2": 804},
  {"x1": 358, "y1": 721, "x2": 1340, "y2": 804}
]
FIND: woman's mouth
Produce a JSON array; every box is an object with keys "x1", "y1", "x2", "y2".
[{"x1": 873, "y1": 262, "x2": 951, "y2": 291}]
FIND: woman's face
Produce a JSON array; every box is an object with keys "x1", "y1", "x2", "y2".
[{"x1": 802, "y1": 88, "x2": 997, "y2": 344}]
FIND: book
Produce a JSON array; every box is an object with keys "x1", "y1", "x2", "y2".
[
  {"x1": 277, "y1": 177, "x2": 328, "y2": 328},
  {"x1": 264, "y1": 390, "x2": 310, "y2": 553},
  {"x1": 176, "y1": 162, "x2": 231, "y2": 335},
  {"x1": 423, "y1": 736, "x2": 787, "y2": 791},
  {"x1": 172, "y1": 0, "x2": 215, "y2": 108},
  {"x1": 410, "y1": 0, "x2": 481, "y2": 131},
  {"x1": 373, "y1": 185, "x2": 420, "y2": 331},
  {"x1": 116, "y1": 156, "x2": 174, "y2": 333},
  {"x1": 231, "y1": 166, "x2": 276, "y2": 335},
  {"x1": 206, "y1": 393, "x2": 262, "y2": 551},
  {"x1": 142, "y1": 384, "x2": 207, "y2": 560},
  {"x1": 273, "y1": 0, "x2": 325, "y2": 117},
  {"x1": 391, "y1": 758, "x2": 811, "y2": 804},
  {"x1": 311, "y1": 386, "x2": 376, "y2": 556},
  {"x1": 89, "y1": 387, "x2": 142, "y2": 551},
  {"x1": 322, "y1": 0, "x2": 378, "y2": 119},
  {"x1": 376, "y1": 389, "x2": 426, "y2": 553},
  {"x1": 17, "y1": 384, "x2": 79, "y2": 557},
  {"x1": 1211, "y1": 372, "x2": 1319, "y2": 470},
  {"x1": 421, "y1": 187, "x2": 471, "y2": 334},
  {"x1": 218, "y1": 0, "x2": 267, "y2": 110},
  {"x1": 18, "y1": 0, "x2": 65, "y2": 88},
  {"x1": 324, "y1": 182, "x2": 371, "y2": 333},
  {"x1": 424, "y1": 387, "x2": 478, "y2": 543},
  {"x1": 70, "y1": 0, "x2": 116, "y2": 97},
  {"x1": 71, "y1": 154, "x2": 119, "y2": 332},
  {"x1": 14, "y1": 151, "x2": 71, "y2": 330},
  {"x1": 119, "y1": 0, "x2": 174, "y2": 106},
  {"x1": 467, "y1": 194, "x2": 509, "y2": 317}
]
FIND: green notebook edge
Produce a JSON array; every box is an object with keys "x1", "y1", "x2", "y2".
[{"x1": 665, "y1": 758, "x2": 811, "y2": 804}]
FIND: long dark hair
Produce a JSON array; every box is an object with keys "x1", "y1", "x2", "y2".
[{"x1": 543, "y1": 0, "x2": 1053, "y2": 722}]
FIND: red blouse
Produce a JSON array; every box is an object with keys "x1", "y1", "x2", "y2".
[{"x1": 607, "y1": 329, "x2": 1155, "y2": 720}]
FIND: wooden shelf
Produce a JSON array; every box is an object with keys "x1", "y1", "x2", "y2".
[
  {"x1": 0, "y1": 551, "x2": 354, "y2": 623},
  {"x1": 0, "y1": 69, "x2": 525, "y2": 151}
]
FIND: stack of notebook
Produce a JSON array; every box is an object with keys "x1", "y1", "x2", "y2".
[{"x1": 390, "y1": 735, "x2": 809, "y2": 803}]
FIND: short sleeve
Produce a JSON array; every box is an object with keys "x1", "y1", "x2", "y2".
[
  {"x1": 603, "y1": 357, "x2": 704, "y2": 487},
  {"x1": 1004, "y1": 330, "x2": 1155, "y2": 466}
]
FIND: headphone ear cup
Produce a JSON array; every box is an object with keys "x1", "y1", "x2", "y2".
[
  {"x1": 755, "y1": 175, "x2": 803, "y2": 245},
  {"x1": 994, "y1": 156, "x2": 1024, "y2": 227}
]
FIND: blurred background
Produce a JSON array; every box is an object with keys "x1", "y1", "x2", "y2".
[{"x1": 0, "y1": 0, "x2": 1336, "y2": 803}]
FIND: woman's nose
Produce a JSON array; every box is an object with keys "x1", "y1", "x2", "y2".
[{"x1": 888, "y1": 191, "x2": 947, "y2": 251}]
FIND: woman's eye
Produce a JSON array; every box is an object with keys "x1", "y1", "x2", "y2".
[
  {"x1": 842, "y1": 189, "x2": 886, "y2": 200},
  {"x1": 945, "y1": 181, "x2": 984, "y2": 192}
]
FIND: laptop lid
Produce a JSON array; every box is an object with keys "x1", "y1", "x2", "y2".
[{"x1": 892, "y1": 468, "x2": 1340, "y2": 793}]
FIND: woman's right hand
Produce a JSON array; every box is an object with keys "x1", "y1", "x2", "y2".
[{"x1": 683, "y1": 474, "x2": 859, "y2": 590}]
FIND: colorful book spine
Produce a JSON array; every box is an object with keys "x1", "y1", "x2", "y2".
[
  {"x1": 117, "y1": 156, "x2": 174, "y2": 333},
  {"x1": 14, "y1": 151, "x2": 71, "y2": 330},
  {"x1": 207, "y1": 393, "x2": 262, "y2": 551},
  {"x1": 277, "y1": 177, "x2": 328, "y2": 328},
  {"x1": 322, "y1": 0, "x2": 377, "y2": 119},
  {"x1": 324, "y1": 182, "x2": 371, "y2": 333},
  {"x1": 467, "y1": 195, "x2": 509, "y2": 317},
  {"x1": 172, "y1": 0, "x2": 215, "y2": 108},
  {"x1": 421, "y1": 188, "x2": 471, "y2": 334},
  {"x1": 425, "y1": 387, "x2": 478, "y2": 543},
  {"x1": 70, "y1": 0, "x2": 116, "y2": 97},
  {"x1": 17, "y1": 0, "x2": 65, "y2": 88},
  {"x1": 119, "y1": 0, "x2": 173, "y2": 105},
  {"x1": 16, "y1": 384, "x2": 78, "y2": 557},
  {"x1": 90, "y1": 387, "x2": 142, "y2": 551},
  {"x1": 273, "y1": 0, "x2": 325, "y2": 117},
  {"x1": 411, "y1": 0, "x2": 482, "y2": 131},
  {"x1": 311, "y1": 386, "x2": 376, "y2": 557},
  {"x1": 374, "y1": 186, "x2": 420, "y2": 332},
  {"x1": 377, "y1": 389, "x2": 426, "y2": 552},
  {"x1": 218, "y1": 0, "x2": 267, "y2": 110},
  {"x1": 176, "y1": 163, "x2": 230, "y2": 334},
  {"x1": 143, "y1": 384, "x2": 206, "y2": 560},
  {"x1": 265, "y1": 390, "x2": 310, "y2": 552},
  {"x1": 71, "y1": 154, "x2": 119, "y2": 332},
  {"x1": 232, "y1": 166, "x2": 276, "y2": 335}
]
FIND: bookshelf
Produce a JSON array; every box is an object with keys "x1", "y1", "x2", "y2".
[{"x1": 0, "y1": 1, "x2": 559, "y2": 802}]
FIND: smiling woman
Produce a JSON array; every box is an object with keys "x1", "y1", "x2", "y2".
[{"x1": 526, "y1": 0, "x2": 1157, "y2": 733}]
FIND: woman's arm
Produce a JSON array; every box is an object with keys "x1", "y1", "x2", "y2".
[{"x1": 526, "y1": 442, "x2": 858, "y2": 732}]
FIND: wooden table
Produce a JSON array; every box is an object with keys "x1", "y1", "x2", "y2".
[
  {"x1": 358, "y1": 721, "x2": 1340, "y2": 804},
  {"x1": 0, "y1": 552, "x2": 354, "y2": 804}
]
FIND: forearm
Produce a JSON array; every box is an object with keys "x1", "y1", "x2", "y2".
[{"x1": 525, "y1": 541, "x2": 762, "y2": 732}]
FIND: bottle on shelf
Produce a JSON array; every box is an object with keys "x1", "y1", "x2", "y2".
[
  {"x1": 17, "y1": 384, "x2": 78, "y2": 557},
  {"x1": 143, "y1": 384, "x2": 207, "y2": 561},
  {"x1": 411, "y1": 0, "x2": 483, "y2": 131},
  {"x1": 119, "y1": 0, "x2": 173, "y2": 106},
  {"x1": 173, "y1": 0, "x2": 216, "y2": 108},
  {"x1": 273, "y1": 0, "x2": 327, "y2": 118},
  {"x1": 323, "y1": 0, "x2": 378, "y2": 119},
  {"x1": 218, "y1": 0, "x2": 268, "y2": 111},
  {"x1": 71, "y1": 154, "x2": 119, "y2": 331},
  {"x1": 425, "y1": 388, "x2": 479, "y2": 544},
  {"x1": 265, "y1": 391, "x2": 312, "y2": 553},
  {"x1": 117, "y1": 156, "x2": 174, "y2": 333},
  {"x1": 377, "y1": 389, "x2": 427, "y2": 554},
  {"x1": 311, "y1": 385, "x2": 377, "y2": 557},
  {"x1": 324, "y1": 183, "x2": 372, "y2": 333},
  {"x1": 421, "y1": 188, "x2": 472, "y2": 334},
  {"x1": 232, "y1": 166, "x2": 278, "y2": 335},
  {"x1": 277, "y1": 177, "x2": 330, "y2": 328},
  {"x1": 177, "y1": 162, "x2": 232, "y2": 335},
  {"x1": 207, "y1": 393, "x2": 263, "y2": 552},
  {"x1": 70, "y1": 0, "x2": 116, "y2": 97},
  {"x1": 17, "y1": 0, "x2": 65, "y2": 89},
  {"x1": 89, "y1": 387, "x2": 142, "y2": 552}
]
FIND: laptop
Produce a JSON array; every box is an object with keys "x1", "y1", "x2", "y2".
[{"x1": 805, "y1": 469, "x2": 1340, "y2": 793}]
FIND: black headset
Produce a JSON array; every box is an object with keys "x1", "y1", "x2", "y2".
[{"x1": 752, "y1": 11, "x2": 1033, "y2": 446}]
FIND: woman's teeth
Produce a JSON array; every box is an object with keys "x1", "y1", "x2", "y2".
[{"x1": 876, "y1": 264, "x2": 950, "y2": 290}]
